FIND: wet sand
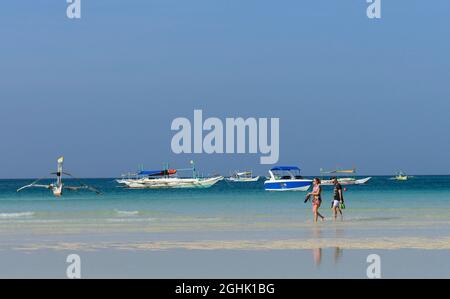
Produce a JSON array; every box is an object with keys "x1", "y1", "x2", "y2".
[{"x1": 1, "y1": 247, "x2": 450, "y2": 278}]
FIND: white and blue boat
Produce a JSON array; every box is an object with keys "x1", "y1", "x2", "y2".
[{"x1": 264, "y1": 166, "x2": 312, "y2": 191}]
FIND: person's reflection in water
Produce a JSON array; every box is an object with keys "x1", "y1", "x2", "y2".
[
  {"x1": 312, "y1": 248, "x2": 322, "y2": 266},
  {"x1": 310, "y1": 227, "x2": 344, "y2": 267},
  {"x1": 333, "y1": 247, "x2": 343, "y2": 264},
  {"x1": 333, "y1": 227, "x2": 344, "y2": 264},
  {"x1": 311, "y1": 226, "x2": 322, "y2": 266}
]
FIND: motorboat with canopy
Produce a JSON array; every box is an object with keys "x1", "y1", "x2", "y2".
[{"x1": 264, "y1": 166, "x2": 312, "y2": 191}]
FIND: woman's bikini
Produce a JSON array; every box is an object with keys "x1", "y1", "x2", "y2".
[{"x1": 312, "y1": 184, "x2": 322, "y2": 206}]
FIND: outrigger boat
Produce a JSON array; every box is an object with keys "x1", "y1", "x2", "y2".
[
  {"x1": 264, "y1": 166, "x2": 312, "y2": 191},
  {"x1": 117, "y1": 161, "x2": 223, "y2": 189},
  {"x1": 319, "y1": 168, "x2": 372, "y2": 186},
  {"x1": 226, "y1": 171, "x2": 260, "y2": 182},
  {"x1": 17, "y1": 157, "x2": 101, "y2": 197}
]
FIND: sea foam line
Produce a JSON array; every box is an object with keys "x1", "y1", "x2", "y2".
[
  {"x1": 115, "y1": 210, "x2": 140, "y2": 216},
  {"x1": 0, "y1": 212, "x2": 34, "y2": 219}
]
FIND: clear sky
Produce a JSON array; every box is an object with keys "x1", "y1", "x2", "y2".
[{"x1": 1, "y1": 0, "x2": 449, "y2": 178}]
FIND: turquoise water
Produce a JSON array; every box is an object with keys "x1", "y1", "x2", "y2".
[
  {"x1": 0, "y1": 175, "x2": 449, "y2": 245},
  {"x1": 1, "y1": 176, "x2": 450, "y2": 218}
]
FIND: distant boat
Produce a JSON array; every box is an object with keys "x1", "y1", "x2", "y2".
[
  {"x1": 117, "y1": 161, "x2": 223, "y2": 189},
  {"x1": 226, "y1": 171, "x2": 260, "y2": 182},
  {"x1": 119, "y1": 176, "x2": 223, "y2": 189},
  {"x1": 320, "y1": 177, "x2": 372, "y2": 186},
  {"x1": 264, "y1": 166, "x2": 312, "y2": 191},
  {"x1": 319, "y1": 168, "x2": 372, "y2": 186},
  {"x1": 17, "y1": 157, "x2": 101, "y2": 197},
  {"x1": 391, "y1": 171, "x2": 410, "y2": 181}
]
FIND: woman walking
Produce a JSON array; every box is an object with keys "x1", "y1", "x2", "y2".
[{"x1": 307, "y1": 178, "x2": 325, "y2": 222}]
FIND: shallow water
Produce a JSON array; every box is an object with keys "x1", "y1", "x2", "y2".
[
  {"x1": 1, "y1": 176, "x2": 449, "y2": 277},
  {"x1": 1, "y1": 176, "x2": 450, "y2": 234}
]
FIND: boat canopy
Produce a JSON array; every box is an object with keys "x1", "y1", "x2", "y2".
[
  {"x1": 270, "y1": 166, "x2": 301, "y2": 171},
  {"x1": 138, "y1": 169, "x2": 177, "y2": 176}
]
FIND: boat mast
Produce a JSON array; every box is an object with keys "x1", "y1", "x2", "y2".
[
  {"x1": 56, "y1": 156, "x2": 64, "y2": 187},
  {"x1": 190, "y1": 160, "x2": 196, "y2": 179}
]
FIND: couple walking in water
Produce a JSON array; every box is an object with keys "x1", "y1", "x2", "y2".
[{"x1": 306, "y1": 177, "x2": 345, "y2": 222}]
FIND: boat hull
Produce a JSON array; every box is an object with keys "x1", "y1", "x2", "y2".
[
  {"x1": 320, "y1": 177, "x2": 372, "y2": 186},
  {"x1": 264, "y1": 179, "x2": 312, "y2": 191},
  {"x1": 226, "y1": 176, "x2": 260, "y2": 182},
  {"x1": 119, "y1": 176, "x2": 223, "y2": 189},
  {"x1": 394, "y1": 176, "x2": 408, "y2": 181}
]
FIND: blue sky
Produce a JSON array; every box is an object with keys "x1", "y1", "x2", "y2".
[{"x1": 1, "y1": 0, "x2": 449, "y2": 178}]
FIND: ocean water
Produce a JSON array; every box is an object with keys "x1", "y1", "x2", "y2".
[
  {"x1": 1, "y1": 176, "x2": 450, "y2": 278},
  {"x1": 1, "y1": 176, "x2": 449, "y2": 238}
]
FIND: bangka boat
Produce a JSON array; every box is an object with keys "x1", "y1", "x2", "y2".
[
  {"x1": 117, "y1": 161, "x2": 223, "y2": 189},
  {"x1": 226, "y1": 171, "x2": 260, "y2": 182},
  {"x1": 120, "y1": 176, "x2": 223, "y2": 189},
  {"x1": 17, "y1": 157, "x2": 101, "y2": 197},
  {"x1": 264, "y1": 166, "x2": 312, "y2": 191},
  {"x1": 319, "y1": 168, "x2": 372, "y2": 186},
  {"x1": 320, "y1": 177, "x2": 372, "y2": 186}
]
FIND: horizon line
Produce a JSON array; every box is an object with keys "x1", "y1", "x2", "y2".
[{"x1": 1, "y1": 174, "x2": 450, "y2": 180}]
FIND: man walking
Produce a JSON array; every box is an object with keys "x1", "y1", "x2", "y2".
[{"x1": 331, "y1": 177, "x2": 344, "y2": 220}]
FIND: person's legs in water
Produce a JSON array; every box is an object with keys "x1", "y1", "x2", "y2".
[
  {"x1": 337, "y1": 200, "x2": 343, "y2": 219},
  {"x1": 313, "y1": 201, "x2": 325, "y2": 222},
  {"x1": 332, "y1": 200, "x2": 342, "y2": 220},
  {"x1": 332, "y1": 201, "x2": 336, "y2": 219},
  {"x1": 313, "y1": 204, "x2": 318, "y2": 222},
  {"x1": 317, "y1": 209, "x2": 325, "y2": 221},
  {"x1": 337, "y1": 204, "x2": 343, "y2": 218}
]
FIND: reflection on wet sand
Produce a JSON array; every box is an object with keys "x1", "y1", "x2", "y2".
[
  {"x1": 311, "y1": 247, "x2": 344, "y2": 266},
  {"x1": 333, "y1": 228, "x2": 344, "y2": 264},
  {"x1": 311, "y1": 247, "x2": 344, "y2": 267},
  {"x1": 334, "y1": 247, "x2": 343, "y2": 264},
  {"x1": 311, "y1": 225, "x2": 322, "y2": 266},
  {"x1": 313, "y1": 248, "x2": 322, "y2": 266},
  {"x1": 312, "y1": 225, "x2": 322, "y2": 266},
  {"x1": 311, "y1": 227, "x2": 344, "y2": 267}
]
